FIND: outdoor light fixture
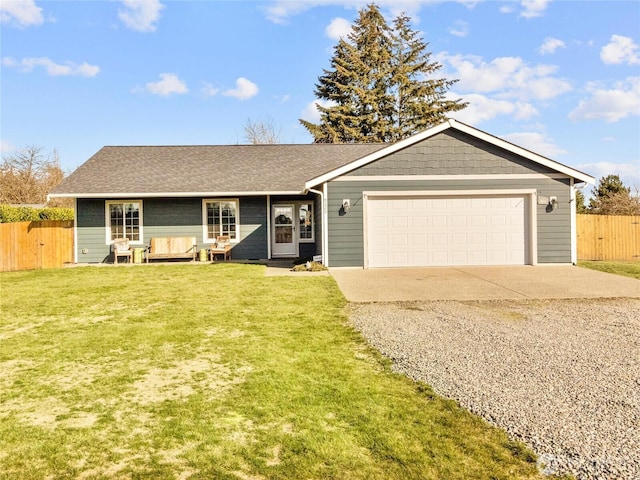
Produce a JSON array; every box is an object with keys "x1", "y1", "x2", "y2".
[
  {"x1": 342, "y1": 199, "x2": 351, "y2": 212},
  {"x1": 549, "y1": 196, "x2": 559, "y2": 211}
]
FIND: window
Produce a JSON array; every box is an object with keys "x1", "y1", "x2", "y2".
[
  {"x1": 298, "y1": 202, "x2": 314, "y2": 241},
  {"x1": 106, "y1": 201, "x2": 142, "y2": 243},
  {"x1": 203, "y1": 199, "x2": 239, "y2": 242}
]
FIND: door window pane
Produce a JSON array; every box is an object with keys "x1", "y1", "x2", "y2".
[{"x1": 299, "y1": 203, "x2": 313, "y2": 240}]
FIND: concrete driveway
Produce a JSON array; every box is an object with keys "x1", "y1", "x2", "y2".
[{"x1": 330, "y1": 265, "x2": 640, "y2": 302}]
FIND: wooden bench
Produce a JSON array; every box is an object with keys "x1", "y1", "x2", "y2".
[{"x1": 145, "y1": 236, "x2": 197, "y2": 263}]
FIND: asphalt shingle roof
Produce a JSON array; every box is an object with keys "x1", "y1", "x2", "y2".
[{"x1": 51, "y1": 144, "x2": 386, "y2": 196}]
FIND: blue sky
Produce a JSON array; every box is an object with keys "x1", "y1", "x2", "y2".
[{"x1": 1, "y1": 0, "x2": 639, "y2": 190}]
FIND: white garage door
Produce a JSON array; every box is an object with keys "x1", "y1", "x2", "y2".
[{"x1": 366, "y1": 195, "x2": 528, "y2": 267}]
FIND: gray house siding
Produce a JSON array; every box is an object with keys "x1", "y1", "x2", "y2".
[
  {"x1": 76, "y1": 196, "x2": 270, "y2": 263},
  {"x1": 76, "y1": 198, "x2": 110, "y2": 263},
  {"x1": 234, "y1": 196, "x2": 268, "y2": 260},
  {"x1": 347, "y1": 130, "x2": 556, "y2": 176},
  {"x1": 326, "y1": 178, "x2": 572, "y2": 267},
  {"x1": 326, "y1": 130, "x2": 573, "y2": 267}
]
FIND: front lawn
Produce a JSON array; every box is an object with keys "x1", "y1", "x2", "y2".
[
  {"x1": 578, "y1": 260, "x2": 640, "y2": 280},
  {"x1": 0, "y1": 264, "x2": 544, "y2": 479}
]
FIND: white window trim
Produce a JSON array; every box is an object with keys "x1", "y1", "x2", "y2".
[
  {"x1": 298, "y1": 201, "x2": 315, "y2": 243},
  {"x1": 202, "y1": 198, "x2": 240, "y2": 244},
  {"x1": 105, "y1": 200, "x2": 144, "y2": 245}
]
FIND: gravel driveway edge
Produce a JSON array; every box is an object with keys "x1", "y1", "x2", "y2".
[{"x1": 349, "y1": 298, "x2": 640, "y2": 480}]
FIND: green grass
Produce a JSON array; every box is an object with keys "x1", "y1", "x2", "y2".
[
  {"x1": 578, "y1": 260, "x2": 640, "y2": 279},
  {"x1": 0, "y1": 264, "x2": 546, "y2": 479}
]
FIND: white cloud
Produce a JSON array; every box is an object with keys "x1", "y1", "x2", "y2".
[
  {"x1": 575, "y1": 161, "x2": 640, "y2": 188},
  {"x1": 223, "y1": 77, "x2": 259, "y2": 100},
  {"x1": 118, "y1": 0, "x2": 164, "y2": 32},
  {"x1": 325, "y1": 17, "x2": 351, "y2": 40},
  {"x1": 501, "y1": 131, "x2": 567, "y2": 158},
  {"x1": 1, "y1": 139, "x2": 16, "y2": 154},
  {"x1": 263, "y1": 1, "x2": 471, "y2": 25},
  {"x1": 273, "y1": 94, "x2": 291, "y2": 103},
  {"x1": 569, "y1": 77, "x2": 640, "y2": 123},
  {"x1": 520, "y1": 0, "x2": 551, "y2": 18},
  {"x1": 439, "y1": 53, "x2": 571, "y2": 100},
  {"x1": 2, "y1": 56, "x2": 100, "y2": 77},
  {"x1": 539, "y1": 37, "x2": 565, "y2": 55},
  {"x1": 449, "y1": 93, "x2": 538, "y2": 124},
  {"x1": 448, "y1": 20, "x2": 468, "y2": 38},
  {"x1": 300, "y1": 99, "x2": 336, "y2": 123},
  {"x1": 499, "y1": 4, "x2": 514, "y2": 14},
  {"x1": 143, "y1": 73, "x2": 188, "y2": 96},
  {"x1": 600, "y1": 35, "x2": 640, "y2": 65},
  {"x1": 201, "y1": 82, "x2": 220, "y2": 97},
  {"x1": 0, "y1": 0, "x2": 43, "y2": 27}
]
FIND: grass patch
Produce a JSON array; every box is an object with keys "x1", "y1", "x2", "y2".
[
  {"x1": 578, "y1": 260, "x2": 640, "y2": 280},
  {"x1": 0, "y1": 264, "x2": 545, "y2": 479}
]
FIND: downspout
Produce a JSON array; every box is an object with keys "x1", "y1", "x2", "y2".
[
  {"x1": 570, "y1": 179, "x2": 580, "y2": 265},
  {"x1": 308, "y1": 186, "x2": 328, "y2": 267},
  {"x1": 73, "y1": 198, "x2": 78, "y2": 264},
  {"x1": 266, "y1": 194, "x2": 271, "y2": 260}
]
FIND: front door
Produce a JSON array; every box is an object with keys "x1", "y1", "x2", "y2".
[{"x1": 272, "y1": 204, "x2": 296, "y2": 257}]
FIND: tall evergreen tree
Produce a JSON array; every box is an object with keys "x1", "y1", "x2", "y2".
[
  {"x1": 389, "y1": 13, "x2": 466, "y2": 140},
  {"x1": 301, "y1": 4, "x2": 394, "y2": 143},
  {"x1": 300, "y1": 3, "x2": 467, "y2": 143},
  {"x1": 575, "y1": 189, "x2": 588, "y2": 214}
]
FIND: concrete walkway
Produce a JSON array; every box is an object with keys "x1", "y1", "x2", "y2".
[{"x1": 330, "y1": 265, "x2": 640, "y2": 302}]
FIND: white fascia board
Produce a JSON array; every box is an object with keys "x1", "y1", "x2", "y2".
[
  {"x1": 48, "y1": 190, "x2": 305, "y2": 199},
  {"x1": 304, "y1": 118, "x2": 595, "y2": 188},
  {"x1": 334, "y1": 173, "x2": 570, "y2": 182}
]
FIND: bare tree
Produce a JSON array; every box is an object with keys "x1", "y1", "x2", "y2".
[
  {"x1": 0, "y1": 146, "x2": 69, "y2": 206},
  {"x1": 243, "y1": 116, "x2": 282, "y2": 144},
  {"x1": 591, "y1": 188, "x2": 640, "y2": 215},
  {"x1": 587, "y1": 175, "x2": 640, "y2": 215}
]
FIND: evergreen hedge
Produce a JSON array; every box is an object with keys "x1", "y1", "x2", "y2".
[{"x1": 0, "y1": 205, "x2": 74, "y2": 223}]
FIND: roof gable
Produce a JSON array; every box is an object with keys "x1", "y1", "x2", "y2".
[{"x1": 304, "y1": 119, "x2": 595, "y2": 188}]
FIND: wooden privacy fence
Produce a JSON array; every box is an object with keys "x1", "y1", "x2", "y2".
[
  {"x1": 577, "y1": 214, "x2": 640, "y2": 262},
  {"x1": 0, "y1": 220, "x2": 74, "y2": 272}
]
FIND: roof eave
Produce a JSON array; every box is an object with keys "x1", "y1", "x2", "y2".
[{"x1": 48, "y1": 190, "x2": 306, "y2": 199}]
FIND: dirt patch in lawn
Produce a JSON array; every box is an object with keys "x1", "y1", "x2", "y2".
[{"x1": 129, "y1": 354, "x2": 250, "y2": 405}]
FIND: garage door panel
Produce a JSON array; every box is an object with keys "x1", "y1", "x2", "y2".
[
  {"x1": 432, "y1": 233, "x2": 448, "y2": 245},
  {"x1": 490, "y1": 215, "x2": 507, "y2": 226},
  {"x1": 367, "y1": 194, "x2": 528, "y2": 267},
  {"x1": 469, "y1": 251, "x2": 488, "y2": 263},
  {"x1": 452, "y1": 216, "x2": 468, "y2": 227},
  {"x1": 412, "y1": 234, "x2": 427, "y2": 246},
  {"x1": 392, "y1": 216, "x2": 408, "y2": 228},
  {"x1": 451, "y1": 234, "x2": 467, "y2": 245},
  {"x1": 432, "y1": 215, "x2": 448, "y2": 227},
  {"x1": 390, "y1": 252, "x2": 409, "y2": 265},
  {"x1": 391, "y1": 234, "x2": 408, "y2": 246},
  {"x1": 469, "y1": 233, "x2": 487, "y2": 245},
  {"x1": 470, "y1": 215, "x2": 486, "y2": 227}
]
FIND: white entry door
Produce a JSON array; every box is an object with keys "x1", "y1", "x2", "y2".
[
  {"x1": 366, "y1": 195, "x2": 529, "y2": 267},
  {"x1": 272, "y1": 204, "x2": 296, "y2": 257}
]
